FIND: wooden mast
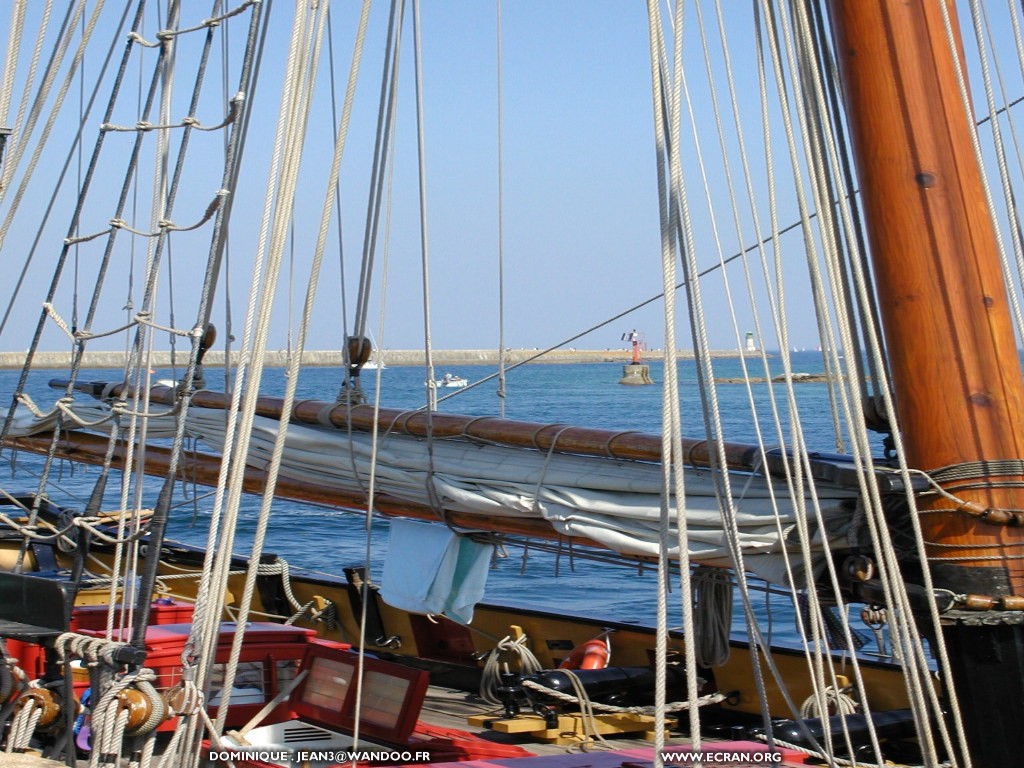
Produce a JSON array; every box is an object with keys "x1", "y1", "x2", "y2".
[
  {"x1": 828, "y1": 1, "x2": 1024, "y2": 764},
  {"x1": 829, "y1": 0, "x2": 1024, "y2": 597}
]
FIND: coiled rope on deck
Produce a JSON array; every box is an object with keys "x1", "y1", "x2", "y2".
[{"x1": 479, "y1": 635, "x2": 543, "y2": 706}]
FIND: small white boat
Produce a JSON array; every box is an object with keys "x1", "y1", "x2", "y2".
[{"x1": 435, "y1": 373, "x2": 468, "y2": 388}]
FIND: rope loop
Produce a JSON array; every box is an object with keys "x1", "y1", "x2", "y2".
[
  {"x1": 42, "y1": 302, "x2": 75, "y2": 339},
  {"x1": 479, "y1": 634, "x2": 543, "y2": 705},
  {"x1": 603, "y1": 430, "x2": 641, "y2": 459},
  {"x1": 799, "y1": 684, "x2": 859, "y2": 719},
  {"x1": 127, "y1": 31, "x2": 161, "y2": 48}
]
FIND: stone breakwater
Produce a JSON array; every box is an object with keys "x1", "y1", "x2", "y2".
[{"x1": 0, "y1": 348, "x2": 754, "y2": 369}]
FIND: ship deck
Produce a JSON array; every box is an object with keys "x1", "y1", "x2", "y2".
[{"x1": 413, "y1": 685, "x2": 810, "y2": 767}]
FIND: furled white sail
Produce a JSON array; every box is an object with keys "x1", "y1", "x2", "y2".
[{"x1": 9, "y1": 401, "x2": 854, "y2": 584}]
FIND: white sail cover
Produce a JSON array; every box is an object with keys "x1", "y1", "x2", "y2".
[
  {"x1": 10, "y1": 403, "x2": 856, "y2": 584},
  {"x1": 188, "y1": 409, "x2": 857, "y2": 584}
]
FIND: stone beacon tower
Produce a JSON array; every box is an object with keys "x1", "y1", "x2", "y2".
[{"x1": 618, "y1": 329, "x2": 653, "y2": 385}]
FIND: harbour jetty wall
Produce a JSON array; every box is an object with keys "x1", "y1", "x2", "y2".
[{"x1": 0, "y1": 348, "x2": 754, "y2": 370}]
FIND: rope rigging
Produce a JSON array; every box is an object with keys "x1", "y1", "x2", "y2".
[{"x1": 7, "y1": 2, "x2": 1024, "y2": 766}]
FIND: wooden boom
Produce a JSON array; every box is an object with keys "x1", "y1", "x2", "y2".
[
  {"x1": 45, "y1": 378, "x2": 902, "y2": 494},
  {"x1": 49, "y1": 379, "x2": 771, "y2": 471}
]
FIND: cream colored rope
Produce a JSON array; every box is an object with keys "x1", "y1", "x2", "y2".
[
  {"x1": 0, "y1": 0, "x2": 104, "y2": 247},
  {"x1": 644, "y1": 1, "x2": 703, "y2": 759}
]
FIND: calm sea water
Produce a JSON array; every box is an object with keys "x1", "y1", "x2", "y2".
[{"x1": 1, "y1": 351, "x2": 876, "y2": 641}]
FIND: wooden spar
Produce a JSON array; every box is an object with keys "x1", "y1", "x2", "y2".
[
  {"x1": 829, "y1": 3, "x2": 1024, "y2": 763},
  {"x1": 828, "y1": 0, "x2": 1024, "y2": 598},
  {"x1": 4, "y1": 430, "x2": 610, "y2": 551},
  {"x1": 48, "y1": 378, "x2": 768, "y2": 472}
]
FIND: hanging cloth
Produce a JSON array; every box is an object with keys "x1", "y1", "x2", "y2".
[{"x1": 380, "y1": 518, "x2": 493, "y2": 624}]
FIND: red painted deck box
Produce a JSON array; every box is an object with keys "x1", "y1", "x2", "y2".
[
  {"x1": 70, "y1": 598, "x2": 195, "y2": 632},
  {"x1": 5, "y1": 599, "x2": 197, "y2": 683},
  {"x1": 81, "y1": 621, "x2": 348, "y2": 731}
]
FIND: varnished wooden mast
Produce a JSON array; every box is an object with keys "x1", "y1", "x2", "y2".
[
  {"x1": 828, "y1": 0, "x2": 1024, "y2": 599},
  {"x1": 829, "y1": 2, "x2": 1024, "y2": 764}
]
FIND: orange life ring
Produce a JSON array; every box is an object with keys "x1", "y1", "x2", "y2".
[{"x1": 559, "y1": 638, "x2": 610, "y2": 670}]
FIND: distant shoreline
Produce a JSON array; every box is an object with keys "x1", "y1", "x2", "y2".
[{"x1": 0, "y1": 348, "x2": 764, "y2": 370}]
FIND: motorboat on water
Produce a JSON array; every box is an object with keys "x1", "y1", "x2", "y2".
[
  {"x1": 437, "y1": 373, "x2": 468, "y2": 388},
  {"x1": 425, "y1": 373, "x2": 468, "y2": 389}
]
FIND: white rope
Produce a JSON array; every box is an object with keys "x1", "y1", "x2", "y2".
[
  {"x1": 4, "y1": 689, "x2": 42, "y2": 752},
  {"x1": 495, "y1": 0, "x2": 507, "y2": 418},
  {"x1": 555, "y1": 668, "x2": 615, "y2": 751},
  {"x1": 0, "y1": 505, "x2": 150, "y2": 547},
  {"x1": 644, "y1": 4, "x2": 696, "y2": 761},
  {"x1": 349, "y1": 2, "x2": 403, "y2": 757},
  {"x1": 0, "y1": 0, "x2": 105, "y2": 249},
  {"x1": 968, "y1": 1, "x2": 1024, "y2": 342},
  {"x1": 129, "y1": 0, "x2": 265, "y2": 763},
  {"x1": 0, "y1": 0, "x2": 29, "y2": 129},
  {"x1": 0, "y1": 0, "x2": 49, "y2": 205},
  {"x1": 130, "y1": 728, "x2": 159, "y2": 768},
  {"x1": 410, "y1": 0, "x2": 438, "y2": 420},
  {"x1": 520, "y1": 677, "x2": 727, "y2": 716},
  {"x1": 147, "y1": 0, "x2": 259, "y2": 41},
  {"x1": 101, "y1": 97, "x2": 243, "y2": 133},
  {"x1": 658, "y1": 4, "x2": 796, "y2": 757},
  {"x1": 949, "y1": 0, "x2": 1024, "y2": 342},
  {"x1": 191, "y1": 0, "x2": 332, "y2": 743},
  {"x1": 783, "y1": 3, "x2": 968, "y2": 762},
  {"x1": 747, "y1": 6, "x2": 907, "y2": 762},
  {"x1": 691, "y1": 566, "x2": 732, "y2": 668},
  {"x1": 3, "y1": 0, "x2": 52, "y2": 192},
  {"x1": 479, "y1": 634, "x2": 543, "y2": 706},
  {"x1": 175, "y1": 0, "x2": 309, "y2": 745},
  {"x1": 65, "y1": 190, "x2": 228, "y2": 241},
  {"x1": 233, "y1": 669, "x2": 308, "y2": 740},
  {"x1": 754, "y1": 732, "x2": 953, "y2": 768},
  {"x1": 761, "y1": 5, "x2": 888, "y2": 760},
  {"x1": 798, "y1": 685, "x2": 858, "y2": 719}
]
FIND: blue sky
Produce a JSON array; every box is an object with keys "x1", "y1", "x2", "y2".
[{"x1": 0, "y1": 1, "x2": 901, "y2": 356}]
